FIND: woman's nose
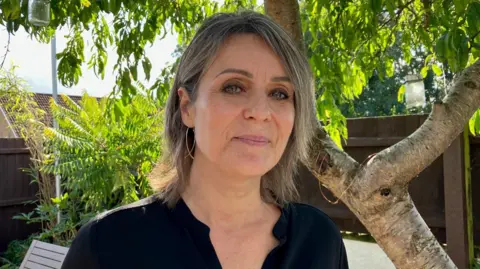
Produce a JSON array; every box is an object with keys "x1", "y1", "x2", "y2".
[{"x1": 243, "y1": 94, "x2": 272, "y2": 121}]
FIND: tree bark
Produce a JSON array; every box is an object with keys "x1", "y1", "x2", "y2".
[
  {"x1": 264, "y1": 0, "x2": 305, "y2": 51},
  {"x1": 266, "y1": 0, "x2": 480, "y2": 268}
]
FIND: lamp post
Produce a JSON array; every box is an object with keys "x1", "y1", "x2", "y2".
[
  {"x1": 28, "y1": 0, "x2": 61, "y2": 224},
  {"x1": 405, "y1": 74, "x2": 426, "y2": 112}
]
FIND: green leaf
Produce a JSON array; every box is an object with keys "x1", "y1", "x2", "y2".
[
  {"x1": 432, "y1": 64, "x2": 443, "y2": 76},
  {"x1": 453, "y1": 0, "x2": 469, "y2": 14},
  {"x1": 113, "y1": 102, "x2": 125, "y2": 120},
  {"x1": 129, "y1": 65, "x2": 138, "y2": 81},
  {"x1": 6, "y1": 21, "x2": 13, "y2": 33},
  {"x1": 397, "y1": 84, "x2": 406, "y2": 102},
  {"x1": 469, "y1": 109, "x2": 480, "y2": 135},
  {"x1": 448, "y1": 28, "x2": 469, "y2": 72},
  {"x1": 435, "y1": 33, "x2": 448, "y2": 62},
  {"x1": 475, "y1": 109, "x2": 480, "y2": 133},
  {"x1": 110, "y1": 0, "x2": 121, "y2": 15},
  {"x1": 370, "y1": 0, "x2": 383, "y2": 13},
  {"x1": 385, "y1": 58, "x2": 394, "y2": 77},
  {"x1": 425, "y1": 54, "x2": 434, "y2": 65},
  {"x1": 13, "y1": 19, "x2": 20, "y2": 31},
  {"x1": 121, "y1": 70, "x2": 131, "y2": 88},
  {"x1": 142, "y1": 58, "x2": 152, "y2": 81},
  {"x1": 420, "y1": 66, "x2": 429, "y2": 78},
  {"x1": 466, "y1": 2, "x2": 480, "y2": 37}
]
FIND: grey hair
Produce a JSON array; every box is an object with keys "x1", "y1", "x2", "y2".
[{"x1": 150, "y1": 11, "x2": 317, "y2": 207}]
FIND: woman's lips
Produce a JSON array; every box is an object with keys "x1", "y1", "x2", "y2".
[{"x1": 234, "y1": 135, "x2": 270, "y2": 146}]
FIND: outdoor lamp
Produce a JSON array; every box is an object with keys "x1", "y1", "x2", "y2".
[
  {"x1": 28, "y1": 0, "x2": 50, "y2": 26},
  {"x1": 404, "y1": 74, "x2": 426, "y2": 109}
]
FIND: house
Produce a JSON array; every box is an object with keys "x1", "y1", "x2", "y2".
[{"x1": 0, "y1": 93, "x2": 87, "y2": 138}]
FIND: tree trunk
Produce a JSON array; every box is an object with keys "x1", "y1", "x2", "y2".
[
  {"x1": 265, "y1": 1, "x2": 480, "y2": 269},
  {"x1": 264, "y1": 0, "x2": 305, "y2": 51}
]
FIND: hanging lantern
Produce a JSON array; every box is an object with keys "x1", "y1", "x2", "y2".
[
  {"x1": 28, "y1": 0, "x2": 50, "y2": 26},
  {"x1": 404, "y1": 74, "x2": 426, "y2": 109}
]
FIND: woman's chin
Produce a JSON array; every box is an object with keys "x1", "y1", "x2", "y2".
[{"x1": 227, "y1": 159, "x2": 275, "y2": 177}]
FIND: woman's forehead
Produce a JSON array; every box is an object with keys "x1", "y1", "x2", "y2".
[{"x1": 204, "y1": 34, "x2": 289, "y2": 79}]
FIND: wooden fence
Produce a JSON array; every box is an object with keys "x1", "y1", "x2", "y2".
[
  {"x1": 0, "y1": 115, "x2": 478, "y2": 268},
  {"x1": 0, "y1": 139, "x2": 40, "y2": 254},
  {"x1": 296, "y1": 115, "x2": 479, "y2": 269}
]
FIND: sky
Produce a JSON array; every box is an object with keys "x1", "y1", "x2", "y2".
[{"x1": 0, "y1": 16, "x2": 179, "y2": 98}]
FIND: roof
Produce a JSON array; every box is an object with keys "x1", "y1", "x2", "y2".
[
  {"x1": 0, "y1": 93, "x2": 96, "y2": 137},
  {"x1": 34, "y1": 93, "x2": 84, "y2": 127}
]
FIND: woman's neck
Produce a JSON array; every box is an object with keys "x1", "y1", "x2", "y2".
[{"x1": 181, "y1": 154, "x2": 273, "y2": 231}]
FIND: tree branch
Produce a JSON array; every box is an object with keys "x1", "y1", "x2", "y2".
[
  {"x1": 365, "y1": 59, "x2": 480, "y2": 190},
  {"x1": 305, "y1": 125, "x2": 359, "y2": 193},
  {"x1": 1, "y1": 32, "x2": 11, "y2": 69}
]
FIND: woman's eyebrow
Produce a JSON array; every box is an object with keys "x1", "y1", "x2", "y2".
[
  {"x1": 216, "y1": 68, "x2": 291, "y2": 82},
  {"x1": 271, "y1": 76, "x2": 291, "y2": 82},
  {"x1": 216, "y1": 68, "x2": 253, "y2": 78}
]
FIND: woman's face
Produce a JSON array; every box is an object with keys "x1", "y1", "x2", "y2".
[{"x1": 179, "y1": 33, "x2": 295, "y2": 177}]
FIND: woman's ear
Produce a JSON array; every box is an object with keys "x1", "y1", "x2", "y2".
[{"x1": 178, "y1": 87, "x2": 195, "y2": 127}]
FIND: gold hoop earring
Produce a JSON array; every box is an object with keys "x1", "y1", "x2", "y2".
[{"x1": 185, "y1": 127, "x2": 195, "y2": 159}]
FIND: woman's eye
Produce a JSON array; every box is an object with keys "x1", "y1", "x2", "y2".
[
  {"x1": 271, "y1": 90, "x2": 289, "y2": 100},
  {"x1": 222, "y1": 84, "x2": 242, "y2": 94}
]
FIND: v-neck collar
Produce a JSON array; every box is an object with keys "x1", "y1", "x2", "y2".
[{"x1": 170, "y1": 198, "x2": 289, "y2": 269}]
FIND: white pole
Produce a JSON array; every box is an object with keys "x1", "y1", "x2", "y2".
[{"x1": 51, "y1": 33, "x2": 61, "y2": 224}]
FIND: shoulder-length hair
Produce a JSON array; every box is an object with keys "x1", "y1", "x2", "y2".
[{"x1": 149, "y1": 11, "x2": 317, "y2": 207}]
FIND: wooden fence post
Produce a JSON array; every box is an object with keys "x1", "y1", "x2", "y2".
[{"x1": 443, "y1": 129, "x2": 474, "y2": 269}]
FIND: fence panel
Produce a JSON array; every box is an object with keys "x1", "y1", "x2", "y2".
[{"x1": 0, "y1": 138, "x2": 40, "y2": 254}]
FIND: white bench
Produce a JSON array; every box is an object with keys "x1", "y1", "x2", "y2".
[{"x1": 19, "y1": 240, "x2": 69, "y2": 269}]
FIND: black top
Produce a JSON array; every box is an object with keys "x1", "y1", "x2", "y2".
[{"x1": 61, "y1": 195, "x2": 349, "y2": 269}]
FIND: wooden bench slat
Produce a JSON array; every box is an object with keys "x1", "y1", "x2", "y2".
[
  {"x1": 28, "y1": 254, "x2": 62, "y2": 268},
  {"x1": 20, "y1": 240, "x2": 69, "y2": 269},
  {"x1": 20, "y1": 241, "x2": 39, "y2": 269},
  {"x1": 31, "y1": 248, "x2": 66, "y2": 262},
  {"x1": 24, "y1": 261, "x2": 53, "y2": 269},
  {"x1": 35, "y1": 241, "x2": 69, "y2": 255}
]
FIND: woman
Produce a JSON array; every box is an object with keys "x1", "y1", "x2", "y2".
[{"x1": 62, "y1": 11, "x2": 349, "y2": 269}]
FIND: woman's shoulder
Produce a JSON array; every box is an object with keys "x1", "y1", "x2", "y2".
[
  {"x1": 281, "y1": 202, "x2": 349, "y2": 268},
  {"x1": 62, "y1": 195, "x2": 183, "y2": 268},
  {"x1": 285, "y1": 201, "x2": 343, "y2": 239},
  {"x1": 93, "y1": 194, "x2": 166, "y2": 221},
  {"x1": 82, "y1": 194, "x2": 170, "y2": 232},
  {"x1": 287, "y1": 202, "x2": 338, "y2": 224}
]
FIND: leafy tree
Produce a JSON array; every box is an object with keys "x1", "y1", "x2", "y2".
[
  {"x1": 340, "y1": 45, "x2": 444, "y2": 117},
  {"x1": 2, "y1": 0, "x2": 480, "y2": 268}
]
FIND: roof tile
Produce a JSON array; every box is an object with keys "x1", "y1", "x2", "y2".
[{"x1": 0, "y1": 93, "x2": 93, "y2": 137}]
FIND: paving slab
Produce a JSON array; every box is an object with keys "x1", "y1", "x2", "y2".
[{"x1": 343, "y1": 239, "x2": 396, "y2": 269}]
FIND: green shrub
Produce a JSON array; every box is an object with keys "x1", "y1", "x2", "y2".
[
  {"x1": 1, "y1": 92, "x2": 164, "y2": 266},
  {"x1": 0, "y1": 236, "x2": 35, "y2": 269},
  {"x1": 41, "y1": 93, "x2": 162, "y2": 214},
  {"x1": 38, "y1": 93, "x2": 163, "y2": 241},
  {"x1": 1, "y1": 66, "x2": 163, "y2": 266}
]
